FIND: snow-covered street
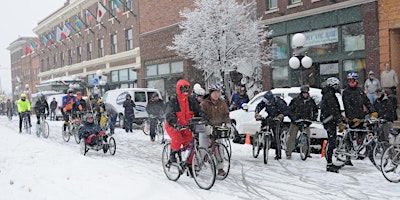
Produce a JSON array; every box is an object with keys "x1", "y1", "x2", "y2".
[{"x1": 0, "y1": 115, "x2": 398, "y2": 200}]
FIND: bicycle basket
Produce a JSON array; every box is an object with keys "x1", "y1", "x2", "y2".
[
  {"x1": 212, "y1": 126, "x2": 230, "y2": 139},
  {"x1": 389, "y1": 128, "x2": 400, "y2": 145}
]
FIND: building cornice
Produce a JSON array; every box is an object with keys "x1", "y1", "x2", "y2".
[
  {"x1": 140, "y1": 23, "x2": 180, "y2": 37},
  {"x1": 33, "y1": 0, "x2": 98, "y2": 35},
  {"x1": 263, "y1": 0, "x2": 377, "y2": 25}
]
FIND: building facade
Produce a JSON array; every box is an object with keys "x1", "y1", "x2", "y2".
[{"x1": 260, "y1": 0, "x2": 379, "y2": 89}]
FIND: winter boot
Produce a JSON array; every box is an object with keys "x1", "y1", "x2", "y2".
[
  {"x1": 344, "y1": 159, "x2": 353, "y2": 166},
  {"x1": 327, "y1": 163, "x2": 341, "y2": 173},
  {"x1": 169, "y1": 150, "x2": 178, "y2": 163}
]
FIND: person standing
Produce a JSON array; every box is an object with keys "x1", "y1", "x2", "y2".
[
  {"x1": 6, "y1": 99, "x2": 13, "y2": 120},
  {"x1": 381, "y1": 62, "x2": 398, "y2": 95},
  {"x1": 105, "y1": 102, "x2": 118, "y2": 135},
  {"x1": 364, "y1": 70, "x2": 381, "y2": 104},
  {"x1": 373, "y1": 88, "x2": 396, "y2": 141},
  {"x1": 146, "y1": 93, "x2": 166, "y2": 141},
  {"x1": 50, "y1": 98, "x2": 58, "y2": 121},
  {"x1": 320, "y1": 77, "x2": 344, "y2": 173},
  {"x1": 123, "y1": 93, "x2": 136, "y2": 133},
  {"x1": 285, "y1": 85, "x2": 318, "y2": 159}
]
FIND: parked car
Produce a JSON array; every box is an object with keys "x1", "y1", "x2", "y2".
[
  {"x1": 230, "y1": 87, "x2": 344, "y2": 152},
  {"x1": 102, "y1": 88, "x2": 162, "y2": 127}
]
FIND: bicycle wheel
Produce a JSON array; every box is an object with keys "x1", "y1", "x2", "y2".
[
  {"x1": 371, "y1": 141, "x2": 390, "y2": 171},
  {"x1": 108, "y1": 137, "x2": 116, "y2": 155},
  {"x1": 156, "y1": 123, "x2": 164, "y2": 144},
  {"x1": 73, "y1": 125, "x2": 80, "y2": 144},
  {"x1": 263, "y1": 135, "x2": 271, "y2": 164},
  {"x1": 299, "y1": 133, "x2": 309, "y2": 161},
  {"x1": 42, "y1": 121, "x2": 50, "y2": 138},
  {"x1": 213, "y1": 143, "x2": 230, "y2": 180},
  {"x1": 162, "y1": 143, "x2": 181, "y2": 181},
  {"x1": 142, "y1": 120, "x2": 150, "y2": 135},
  {"x1": 252, "y1": 132, "x2": 261, "y2": 158},
  {"x1": 221, "y1": 138, "x2": 232, "y2": 158},
  {"x1": 280, "y1": 126, "x2": 289, "y2": 150},
  {"x1": 80, "y1": 139, "x2": 88, "y2": 156},
  {"x1": 24, "y1": 119, "x2": 31, "y2": 134},
  {"x1": 62, "y1": 127, "x2": 70, "y2": 142},
  {"x1": 192, "y1": 146, "x2": 216, "y2": 190},
  {"x1": 381, "y1": 147, "x2": 400, "y2": 183}
]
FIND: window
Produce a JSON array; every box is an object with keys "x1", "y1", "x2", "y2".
[
  {"x1": 111, "y1": 71, "x2": 119, "y2": 82},
  {"x1": 68, "y1": 49, "x2": 72, "y2": 65},
  {"x1": 267, "y1": 0, "x2": 278, "y2": 10},
  {"x1": 109, "y1": 0, "x2": 117, "y2": 17},
  {"x1": 171, "y1": 61, "x2": 184, "y2": 73},
  {"x1": 158, "y1": 63, "x2": 170, "y2": 75},
  {"x1": 271, "y1": 36, "x2": 288, "y2": 60},
  {"x1": 146, "y1": 65, "x2": 157, "y2": 76},
  {"x1": 342, "y1": 22, "x2": 365, "y2": 52},
  {"x1": 129, "y1": 69, "x2": 137, "y2": 80},
  {"x1": 98, "y1": 39, "x2": 104, "y2": 57},
  {"x1": 119, "y1": 69, "x2": 129, "y2": 81},
  {"x1": 87, "y1": 43, "x2": 92, "y2": 60},
  {"x1": 60, "y1": 52, "x2": 65, "y2": 67},
  {"x1": 111, "y1": 34, "x2": 117, "y2": 54},
  {"x1": 125, "y1": 29, "x2": 133, "y2": 50},
  {"x1": 77, "y1": 46, "x2": 82, "y2": 63},
  {"x1": 40, "y1": 59, "x2": 45, "y2": 72},
  {"x1": 125, "y1": 0, "x2": 132, "y2": 12},
  {"x1": 291, "y1": 28, "x2": 339, "y2": 56},
  {"x1": 53, "y1": 54, "x2": 57, "y2": 69},
  {"x1": 289, "y1": 0, "x2": 301, "y2": 4},
  {"x1": 134, "y1": 91, "x2": 146, "y2": 102},
  {"x1": 343, "y1": 59, "x2": 366, "y2": 84}
]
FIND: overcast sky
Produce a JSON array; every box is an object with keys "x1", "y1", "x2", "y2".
[{"x1": 0, "y1": 0, "x2": 66, "y2": 95}]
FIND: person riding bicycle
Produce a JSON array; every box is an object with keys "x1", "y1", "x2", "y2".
[
  {"x1": 286, "y1": 85, "x2": 318, "y2": 159},
  {"x1": 61, "y1": 89, "x2": 82, "y2": 135},
  {"x1": 342, "y1": 72, "x2": 377, "y2": 166},
  {"x1": 321, "y1": 77, "x2": 344, "y2": 173},
  {"x1": 165, "y1": 79, "x2": 206, "y2": 168},
  {"x1": 105, "y1": 102, "x2": 118, "y2": 135},
  {"x1": 146, "y1": 93, "x2": 166, "y2": 141},
  {"x1": 78, "y1": 113, "x2": 106, "y2": 146},
  {"x1": 34, "y1": 94, "x2": 50, "y2": 135},
  {"x1": 254, "y1": 90, "x2": 291, "y2": 160},
  {"x1": 74, "y1": 92, "x2": 86, "y2": 119},
  {"x1": 17, "y1": 93, "x2": 32, "y2": 133},
  {"x1": 200, "y1": 83, "x2": 230, "y2": 176},
  {"x1": 373, "y1": 88, "x2": 396, "y2": 142}
]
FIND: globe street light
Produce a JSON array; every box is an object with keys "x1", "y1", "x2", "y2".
[{"x1": 289, "y1": 33, "x2": 313, "y2": 85}]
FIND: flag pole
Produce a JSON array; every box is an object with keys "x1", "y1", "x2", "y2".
[{"x1": 99, "y1": 2, "x2": 120, "y2": 24}]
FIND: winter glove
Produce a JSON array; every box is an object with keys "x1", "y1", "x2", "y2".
[
  {"x1": 254, "y1": 113, "x2": 261, "y2": 120},
  {"x1": 352, "y1": 118, "x2": 360, "y2": 127},
  {"x1": 277, "y1": 114, "x2": 284, "y2": 121},
  {"x1": 338, "y1": 123, "x2": 344, "y2": 132},
  {"x1": 370, "y1": 112, "x2": 378, "y2": 118},
  {"x1": 342, "y1": 115, "x2": 348, "y2": 123}
]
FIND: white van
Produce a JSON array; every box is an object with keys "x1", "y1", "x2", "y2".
[{"x1": 102, "y1": 88, "x2": 162, "y2": 126}]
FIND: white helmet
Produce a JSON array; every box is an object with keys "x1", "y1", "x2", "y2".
[
  {"x1": 326, "y1": 77, "x2": 340, "y2": 91},
  {"x1": 193, "y1": 83, "x2": 205, "y2": 96}
]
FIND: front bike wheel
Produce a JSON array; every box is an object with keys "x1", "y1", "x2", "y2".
[
  {"x1": 73, "y1": 126, "x2": 80, "y2": 144},
  {"x1": 42, "y1": 121, "x2": 50, "y2": 138},
  {"x1": 299, "y1": 133, "x2": 309, "y2": 161},
  {"x1": 213, "y1": 143, "x2": 230, "y2": 180},
  {"x1": 192, "y1": 147, "x2": 216, "y2": 190},
  {"x1": 80, "y1": 139, "x2": 88, "y2": 156},
  {"x1": 156, "y1": 124, "x2": 164, "y2": 144},
  {"x1": 108, "y1": 137, "x2": 116, "y2": 155},
  {"x1": 24, "y1": 120, "x2": 31, "y2": 134},
  {"x1": 162, "y1": 143, "x2": 181, "y2": 181},
  {"x1": 252, "y1": 132, "x2": 261, "y2": 158},
  {"x1": 381, "y1": 147, "x2": 400, "y2": 183},
  {"x1": 371, "y1": 141, "x2": 390, "y2": 171},
  {"x1": 221, "y1": 138, "x2": 232, "y2": 158},
  {"x1": 142, "y1": 120, "x2": 150, "y2": 135},
  {"x1": 263, "y1": 135, "x2": 271, "y2": 164},
  {"x1": 62, "y1": 127, "x2": 70, "y2": 142}
]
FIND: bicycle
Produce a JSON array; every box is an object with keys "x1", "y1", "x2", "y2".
[
  {"x1": 364, "y1": 117, "x2": 390, "y2": 171},
  {"x1": 161, "y1": 117, "x2": 216, "y2": 190},
  {"x1": 21, "y1": 111, "x2": 31, "y2": 134},
  {"x1": 142, "y1": 116, "x2": 166, "y2": 143},
  {"x1": 62, "y1": 112, "x2": 83, "y2": 144},
  {"x1": 294, "y1": 119, "x2": 312, "y2": 161},
  {"x1": 253, "y1": 117, "x2": 279, "y2": 164},
  {"x1": 36, "y1": 113, "x2": 50, "y2": 138},
  {"x1": 209, "y1": 125, "x2": 231, "y2": 180},
  {"x1": 380, "y1": 128, "x2": 400, "y2": 183}
]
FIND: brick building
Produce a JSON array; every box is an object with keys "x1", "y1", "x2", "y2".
[{"x1": 260, "y1": 0, "x2": 379, "y2": 89}]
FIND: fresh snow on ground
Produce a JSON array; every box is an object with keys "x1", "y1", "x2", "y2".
[{"x1": 0, "y1": 115, "x2": 398, "y2": 200}]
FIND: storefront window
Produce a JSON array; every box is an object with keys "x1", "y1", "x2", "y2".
[
  {"x1": 111, "y1": 71, "x2": 118, "y2": 82},
  {"x1": 158, "y1": 63, "x2": 170, "y2": 75},
  {"x1": 171, "y1": 61, "x2": 183, "y2": 73},
  {"x1": 343, "y1": 59, "x2": 366, "y2": 84},
  {"x1": 342, "y1": 22, "x2": 365, "y2": 52},
  {"x1": 129, "y1": 70, "x2": 137, "y2": 81},
  {"x1": 148, "y1": 79, "x2": 165, "y2": 97},
  {"x1": 119, "y1": 69, "x2": 129, "y2": 81},
  {"x1": 271, "y1": 36, "x2": 288, "y2": 60},
  {"x1": 272, "y1": 66, "x2": 289, "y2": 88},
  {"x1": 146, "y1": 65, "x2": 157, "y2": 76}
]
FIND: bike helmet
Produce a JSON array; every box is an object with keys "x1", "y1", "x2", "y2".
[
  {"x1": 208, "y1": 83, "x2": 221, "y2": 93},
  {"x1": 347, "y1": 72, "x2": 359, "y2": 80},
  {"x1": 300, "y1": 85, "x2": 309, "y2": 93},
  {"x1": 326, "y1": 77, "x2": 340, "y2": 91},
  {"x1": 126, "y1": 93, "x2": 131, "y2": 98},
  {"x1": 85, "y1": 113, "x2": 94, "y2": 123},
  {"x1": 20, "y1": 93, "x2": 27, "y2": 98},
  {"x1": 263, "y1": 91, "x2": 274, "y2": 102},
  {"x1": 67, "y1": 89, "x2": 74, "y2": 94}
]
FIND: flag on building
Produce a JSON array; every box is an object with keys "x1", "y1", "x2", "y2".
[
  {"x1": 75, "y1": 16, "x2": 83, "y2": 33},
  {"x1": 48, "y1": 31, "x2": 56, "y2": 45},
  {"x1": 86, "y1": 10, "x2": 93, "y2": 25},
  {"x1": 35, "y1": 38, "x2": 41, "y2": 51},
  {"x1": 97, "y1": 2, "x2": 107, "y2": 23},
  {"x1": 62, "y1": 22, "x2": 72, "y2": 39},
  {"x1": 113, "y1": 0, "x2": 123, "y2": 15},
  {"x1": 42, "y1": 35, "x2": 49, "y2": 48},
  {"x1": 25, "y1": 44, "x2": 31, "y2": 55},
  {"x1": 29, "y1": 41, "x2": 36, "y2": 52},
  {"x1": 56, "y1": 26, "x2": 62, "y2": 42}
]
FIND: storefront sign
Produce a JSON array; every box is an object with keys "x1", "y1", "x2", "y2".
[
  {"x1": 320, "y1": 63, "x2": 339, "y2": 75},
  {"x1": 293, "y1": 28, "x2": 338, "y2": 48}
]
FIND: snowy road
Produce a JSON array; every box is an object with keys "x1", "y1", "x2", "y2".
[{"x1": 0, "y1": 116, "x2": 398, "y2": 200}]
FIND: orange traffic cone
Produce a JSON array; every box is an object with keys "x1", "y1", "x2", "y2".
[
  {"x1": 245, "y1": 132, "x2": 251, "y2": 145},
  {"x1": 321, "y1": 140, "x2": 327, "y2": 158}
]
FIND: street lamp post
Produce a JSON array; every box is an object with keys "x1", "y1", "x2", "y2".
[{"x1": 289, "y1": 33, "x2": 313, "y2": 86}]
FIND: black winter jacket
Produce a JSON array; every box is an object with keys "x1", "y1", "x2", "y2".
[
  {"x1": 342, "y1": 85, "x2": 375, "y2": 120},
  {"x1": 320, "y1": 87, "x2": 342, "y2": 125},
  {"x1": 123, "y1": 99, "x2": 136, "y2": 118},
  {"x1": 35, "y1": 99, "x2": 49, "y2": 114},
  {"x1": 289, "y1": 93, "x2": 319, "y2": 122},
  {"x1": 50, "y1": 100, "x2": 58, "y2": 110},
  {"x1": 79, "y1": 121, "x2": 102, "y2": 139},
  {"x1": 255, "y1": 96, "x2": 291, "y2": 118},
  {"x1": 373, "y1": 94, "x2": 396, "y2": 122},
  {"x1": 146, "y1": 99, "x2": 166, "y2": 117}
]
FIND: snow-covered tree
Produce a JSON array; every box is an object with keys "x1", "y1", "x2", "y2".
[{"x1": 168, "y1": 0, "x2": 272, "y2": 98}]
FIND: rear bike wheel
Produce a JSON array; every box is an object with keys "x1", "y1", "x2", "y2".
[
  {"x1": 213, "y1": 143, "x2": 230, "y2": 180},
  {"x1": 80, "y1": 139, "x2": 88, "y2": 156},
  {"x1": 192, "y1": 147, "x2": 216, "y2": 190},
  {"x1": 252, "y1": 132, "x2": 261, "y2": 158},
  {"x1": 73, "y1": 125, "x2": 80, "y2": 144},
  {"x1": 221, "y1": 138, "x2": 232, "y2": 158},
  {"x1": 299, "y1": 133, "x2": 309, "y2": 161},
  {"x1": 381, "y1": 147, "x2": 400, "y2": 183},
  {"x1": 24, "y1": 118, "x2": 30, "y2": 134},
  {"x1": 263, "y1": 135, "x2": 271, "y2": 164},
  {"x1": 142, "y1": 120, "x2": 150, "y2": 135},
  {"x1": 62, "y1": 126, "x2": 70, "y2": 142},
  {"x1": 371, "y1": 141, "x2": 390, "y2": 171},
  {"x1": 162, "y1": 143, "x2": 181, "y2": 181},
  {"x1": 42, "y1": 121, "x2": 50, "y2": 138},
  {"x1": 108, "y1": 137, "x2": 116, "y2": 155}
]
